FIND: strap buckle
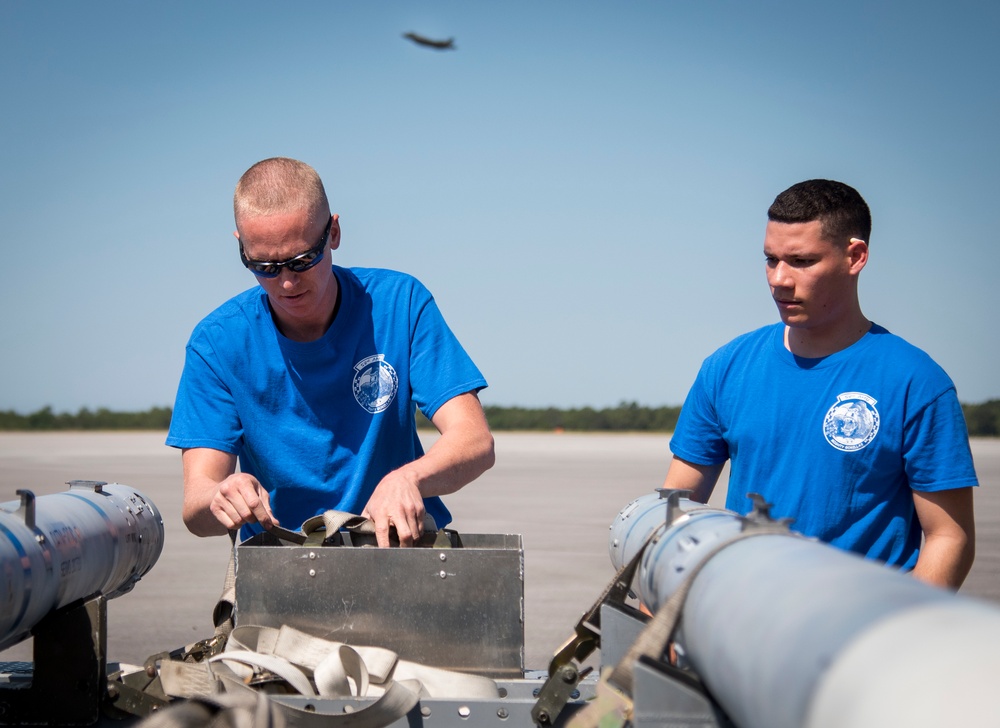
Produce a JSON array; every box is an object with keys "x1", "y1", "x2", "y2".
[{"x1": 566, "y1": 672, "x2": 633, "y2": 728}]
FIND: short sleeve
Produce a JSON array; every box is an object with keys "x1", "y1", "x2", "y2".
[
  {"x1": 902, "y1": 388, "x2": 978, "y2": 492},
  {"x1": 408, "y1": 283, "x2": 487, "y2": 420},
  {"x1": 669, "y1": 361, "x2": 730, "y2": 466},
  {"x1": 165, "y1": 337, "x2": 244, "y2": 453}
]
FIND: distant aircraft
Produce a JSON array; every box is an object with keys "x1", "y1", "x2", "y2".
[{"x1": 402, "y1": 32, "x2": 456, "y2": 50}]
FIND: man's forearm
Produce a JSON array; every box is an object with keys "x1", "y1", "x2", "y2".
[
  {"x1": 362, "y1": 408, "x2": 494, "y2": 546},
  {"x1": 410, "y1": 392, "x2": 495, "y2": 498},
  {"x1": 181, "y1": 448, "x2": 276, "y2": 537},
  {"x1": 661, "y1": 456, "x2": 725, "y2": 504},
  {"x1": 910, "y1": 487, "x2": 976, "y2": 590},
  {"x1": 405, "y1": 427, "x2": 496, "y2": 498},
  {"x1": 182, "y1": 473, "x2": 232, "y2": 537}
]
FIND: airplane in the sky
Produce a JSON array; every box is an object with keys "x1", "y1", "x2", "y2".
[{"x1": 402, "y1": 32, "x2": 456, "y2": 50}]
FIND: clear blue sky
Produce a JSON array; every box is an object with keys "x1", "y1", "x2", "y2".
[{"x1": 1, "y1": 1, "x2": 997, "y2": 413}]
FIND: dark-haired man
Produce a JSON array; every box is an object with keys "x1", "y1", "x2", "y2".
[
  {"x1": 167, "y1": 157, "x2": 494, "y2": 547},
  {"x1": 662, "y1": 179, "x2": 977, "y2": 588}
]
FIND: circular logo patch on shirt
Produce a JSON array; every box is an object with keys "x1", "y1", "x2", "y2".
[
  {"x1": 352, "y1": 355, "x2": 399, "y2": 414},
  {"x1": 822, "y1": 392, "x2": 880, "y2": 452}
]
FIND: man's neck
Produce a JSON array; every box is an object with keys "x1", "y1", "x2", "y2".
[
  {"x1": 278, "y1": 316, "x2": 332, "y2": 342},
  {"x1": 272, "y1": 278, "x2": 340, "y2": 343},
  {"x1": 784, "y1": 315, "x2": 872, "y2": 359}
]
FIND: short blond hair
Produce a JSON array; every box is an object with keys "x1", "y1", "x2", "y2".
[{"x1": 233, "y1": 157, "x2": 330, "y2": 224}]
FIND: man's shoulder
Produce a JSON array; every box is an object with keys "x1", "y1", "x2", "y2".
[
  {"x1": 707, "y1": 323, "x2": 780, "y2": 361},
  {"x1": 866, "y1": 323, "x2": 948, "y2": 372},
  {"x1": 189, "y1": 288, "x2": 265, "y2": 342},
  {"x1": 340, "y1": 266, "x2": 433, "y2": 302},
  {"x1": 344, "y1": 266, "x2": 424, "y2": 288}
]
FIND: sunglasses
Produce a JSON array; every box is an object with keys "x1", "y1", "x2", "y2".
[{"x1": 239, "y1": 217, "x2": 332, "y2": 278}]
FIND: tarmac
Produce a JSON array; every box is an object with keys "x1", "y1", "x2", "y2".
[{"x1": 1, "y1": 431, "x2": 998, "y2": 669}]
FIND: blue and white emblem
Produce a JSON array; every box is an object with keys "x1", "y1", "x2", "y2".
[
  {"x1": 352, "y1": 354, "x2": 399, "y2": 414},
  {"x1": 822, "y1": 392, "x2": 880, "y2": 452}
]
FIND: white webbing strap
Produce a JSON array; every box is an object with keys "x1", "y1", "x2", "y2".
[
  {"x1": 221, "y1": 673, "x2": 423, "y2": 728},
  {"x1": 152, "y1": 624, "x2": 498, "y2": 728},
  {"x1": 212, "y1": 530, "x2": 239, "y2": 638}
]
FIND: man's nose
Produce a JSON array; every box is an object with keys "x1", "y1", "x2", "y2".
[
  {"x1": 769, "y1": 261, "x2": 792, "y2": 288},
  {"x1": 278, "y1": 268, "x2": 299, "y2": 287}
]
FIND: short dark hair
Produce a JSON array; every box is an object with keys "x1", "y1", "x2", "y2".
[{"x1": 767, "y1": 179, "x2": 872, "y2": 245}]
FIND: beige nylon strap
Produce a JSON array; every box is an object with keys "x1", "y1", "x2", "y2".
[
  {"x1": 137, "y1": 689, "x2": 284, "y2": 728},
  {"x1": 224, "y1": 625, "x2": 498, "y2": 699},
  {"x1": 212, "y1": 530, "x2": 239, "y2": 638},
  {"x1": 150, "y1": 623, "x2": 496, "y2": 728},
  {"x1": 157, "y1": 660, "x2": 219, "y2": 699},
  {"x1": 182, "y1": 511, "x2": 474, "y2": 728}
]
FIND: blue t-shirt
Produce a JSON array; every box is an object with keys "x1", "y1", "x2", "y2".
[
  {"x1": 670, "y1": 323, "x2": 977, "y2": 570},
  {"x1": 166, "y1": 266, "x2": 487, "y2": 536}
]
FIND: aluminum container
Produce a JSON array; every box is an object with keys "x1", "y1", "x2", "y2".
[{"x1": 234, "y1": 532, "x2": 524, "y2": 678}]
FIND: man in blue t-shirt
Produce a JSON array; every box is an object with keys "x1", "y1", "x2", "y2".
[
  {"x1": 663, "y1": 179, "x2": 977, "y2": 588},
  {"x1": 167, "y1": 157, "x2": 495, "y2": 547}
]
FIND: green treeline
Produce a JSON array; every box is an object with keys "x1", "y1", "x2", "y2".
[
  {"x1": 0, "y1": 406, "x2": 173, "y2": 431},
  {"x1": 963, "y1": 400, "x2": 1000, "y2": 437},
  {"x1": 480, "y1": 402, "x2": 682, "y2": 432},
  {"x1": 2, "y1": 400, "x2": 999, "y2": 436},
  {"x1": 414, "y1": 403, "x2": 681, "y2": 432}
]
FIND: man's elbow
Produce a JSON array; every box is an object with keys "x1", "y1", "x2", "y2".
[
  {"x1": 182, "y1": 509, "x2": 208, "y2": 537},
  {"x1": 914, "y1": 531, "x2": 976, "y2": 590},
  {"x1": 945, "y1": 533, "x2": 976, "y2": 589},
  {"x1": 460, "y1": 426, "x2": 495, "y2": 482},
  {"x1": 182, "y1": 501, "x2": 225, "y2": 538},
  {"x1": 182, "y1": 508, "x2": 204, "y2": 537},
  {"x1": 476, "y1": 431, "x2": 496, "y2": 475},
  {"x1": 958, "y1": 534, "x2": 976, "y2": 585},
  {"x1": 937, "y1": 512, "x2": 977, "y2": 589}
]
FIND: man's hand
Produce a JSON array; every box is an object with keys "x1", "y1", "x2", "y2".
[
  {"x1": 360, "y1": 391, "x2": 494, "y2": 548},
  {"x1": 211, "y1": 472, "x2": 279, "y2": 533},
  {"x1": 362, "y1": 469, "x2": 427, "y2": 548},
  {"x1": 182, "y1": 447, "x2": 278, "y2": 536}
]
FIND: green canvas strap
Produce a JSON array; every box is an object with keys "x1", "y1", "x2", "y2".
[{"x1": 300, "y1": 510, "x2": 452, "y2": 548}]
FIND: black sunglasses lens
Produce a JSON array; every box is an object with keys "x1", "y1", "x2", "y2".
[
  {"x1": 287, "y1": 251, "x2": 322, "y2": 273},
  {"x1": 253, "y1": 264, "x2": 280, "y2": 277},
  {"x1": 242, "y1": 227, "x2": 326, "y2": 277}
]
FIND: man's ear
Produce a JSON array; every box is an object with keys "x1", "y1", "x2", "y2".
[
  {"x1": 848, "y1": 237, "x2": 868, "y2": 274},
  {"x1": 329, "y1": 214, "x2": 341, "y2": 251},
  {"x1": 233, "y1": 230, "x2": 240, "y2": 240}
]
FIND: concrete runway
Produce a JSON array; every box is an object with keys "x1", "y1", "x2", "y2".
[{"x1": 2, "y1": 432, "x2": 998, "y2": 669}]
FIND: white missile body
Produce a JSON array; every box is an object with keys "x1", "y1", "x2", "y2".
[
  {"x1": 0, "y1": 481, "x2": 164, "y2": 652},
  {"x1": 609, "y1": 492, "x2": 1000, "y2": 728}
]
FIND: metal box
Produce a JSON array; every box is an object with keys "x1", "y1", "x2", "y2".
[{"x1": 234, "y1": 533, "x2": 524, "y2": 678}]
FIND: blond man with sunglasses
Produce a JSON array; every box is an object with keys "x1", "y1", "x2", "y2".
[{"x1": 167, "y1": 158, "x2": 494, "y2": 548}]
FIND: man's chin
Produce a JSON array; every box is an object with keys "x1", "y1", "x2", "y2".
[{"x1": 777, "y1": 310, "x2": 808, "y2": 327}]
